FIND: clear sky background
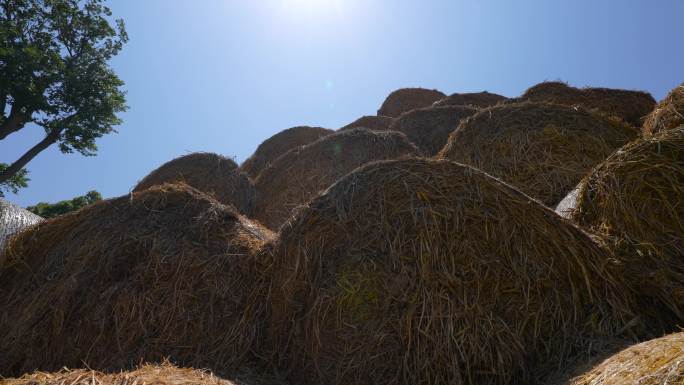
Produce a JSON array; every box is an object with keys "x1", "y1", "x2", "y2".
[{"x1": 2, "y1": 0, "x2": 683, "y2": 207}]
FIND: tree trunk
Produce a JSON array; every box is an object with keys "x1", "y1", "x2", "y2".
[
  {"x1": 0, "y1": 111, "x2": 27, "y2": 140},
  {"x1": 0, "y1": 130, "x2": 61, "y2": 185}
]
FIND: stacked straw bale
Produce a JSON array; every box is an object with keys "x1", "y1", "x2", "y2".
[
  {"x1": 267, "y1": 158, "x2": 650, "y2": 385},
  {"x1": 0, "y1": 199, "x2": 41, "y2": 251},
  {"x1": 0, "y1": 361, "x2": 288, "y2": 385},
  {"x1": 567, "y1": 332, "x2": 684, "y2": 385},
  {"x1": 133, "y1": 152, "x2": 255, "y2": 215},
  {"x1": 571, "y1": 126, "x2": 684, "y2": 319},
  {"x1": 339, "y1": 115, "x2": 394, "y2": 131},
  {"x1": 388, "y1": 105, "x2": 477, "y2": 155},
  {"x1": 433, "y1": 91, "x2": 506, "y2": 108},
  {"x1": 253, "y1": 128, "x2": 419, "y2": 230},
  {"x1": 377, "y1": 88, "x2": 446, "y2": 117},
  {"x1": 240, "y1": 126, "x2": 333, "y2": 179},
  {"x1": 520, "y1": 81, "x2": 656, "y2": 126},
  {"x1": 0, "y1": 184, "x2": 273, "y2": 377},
  {"x1": 643, "y1": 82, "x2": 684, "y2": 136},
  {"x1": 437, "y1": 102, "x2": 638, "y2": 206}
]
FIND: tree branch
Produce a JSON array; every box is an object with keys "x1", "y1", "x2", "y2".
[
  {"x1": 0, "y1": 129, "x2": 61, "y2": 185},
  {"x1": 0, "y1": 107, "x2": 29, "y2": 140}
]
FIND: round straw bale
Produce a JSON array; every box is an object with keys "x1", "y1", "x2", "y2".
[
  {"x1": 0, "y1": 198, "x2": 42, "y2": 252},
  {"x1": 253, "y1": 128, "x2": 419, "y2": 230},
  {"x1": 520, "y1": 81, "x2": 656, "y2": 126},
  {"x1": 0, "y1": 184, "x2": 274, "y2": 376},
  {"x1": 433, "y1": 91, "x2": 507, "y2": 108},
  {"x1": 240, "y1": 126, "x2": 334, "y2": 179},
  {"x1": 567, "y1": 332, "x2": 684, "y2": 385},
  {"x1": 0, "y1": 361, "x2": 288, "y2": 385},
  {"x1": 437, "y1": 102, "x2": 638, "y2": 206},
  {"x1": 571, "y1": 126, "x2": 684, "y2": 319},
  {"x1": 339, "y1": 115, "x2": 394, "y2": 131},
  {"x1": 267, "y1": 158, "x2": 649, "y2": 385},
  {"x1": 643, "y1": 82, "x2": 684, "y2": 136},
  {"x1": 133, "y1": 152, "x2": 255, "y2": 215},
  {"x1": 377, "y1": 88, "x2": 446, "y2": 117},
  {"x1": 388, "y1": 105, "x2": 477, "y2": 155}
]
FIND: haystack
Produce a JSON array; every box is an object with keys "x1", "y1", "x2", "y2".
[
  {"x1": 267, "y1": 158, "x2": 653, "y2": 385},
  {"x1": 253, "y1": 128, "x2": 419, "y2": 230},
  {"x1": 437, "y1": 102, "x2": 638, "y2": 206},
  {"x1": 0, "y1": 362, "x2": 288, "y2": 385},
  {"x1": 339, "y1": 115, "x2": 394, "y2": 131},
  {"x1": 571, "y1": 126, "x2": 684, "y2": 319},
  {"x1": 240, "y1": 126, "x2": 333, "y2": 179},
  {"x1": 433, "y1": 91, "x2": 507, "y2": 108},
  {"x1": 0, "y1": 184, "x2": 274, "y2": 376},
  {"x1": 377, "y1": 88, "x2": 446, "y2": 117},
  {"x1": 133, "y1": 152, "x2": 255, "y2": 215},
  {"x1": 0, "y1": 199, "x2": 41, "y2": 251},
  {"x1": 568, "y1": 332, "x2": 684, "y2": 385},
  {"x1": 520, "y1": 81, "x2": 655, "y2": 126},
  {"x1": 388, "y1": 105, "x2": 477, "y2": 155},
  {"x1": 643, "y1": 82, "x2": 684, "y2": 136}
]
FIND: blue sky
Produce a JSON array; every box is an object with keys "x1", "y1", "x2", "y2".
[{"x1": 3, "y1": 0, "x2": 683, "y2": 207}]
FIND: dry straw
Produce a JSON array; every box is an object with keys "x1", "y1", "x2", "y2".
[
  {"x1": 377, "y1": 88, "x2": 446, "y2": 117},
  {"x1": 568, "y1": 332, "x2": 684, "y2": 385},
  {"x1": 339, "y1": 115, "x2": 394, "y2": 131},
  {"x1": 0, "y1": 184, "x2": 274, "y2": 377},
  {"x1": 433, "y1": 91, "x2": 507, "y2": 108},
  {"x1": 520, "y1": 81, "x2": 656, "y2": 126},
  {"x1": 133, "y1": 152, "x2": 255, "y2": 215},
  {"x1": 572, "y1": 126, "x2": 684, "y2": 320},
  {"x1": 0, "y1": 362, "x2": 235, "y2": 385},
  {"x1": 388, "y1": 105, "x2": 477, "y2": 155},
  {"x1": 0, "y1": 361, "x2": 288, "y2": 385},
  {"x1": 253, "y1": 128, "x2": 419, "y2": 230},
  {"x1": 240, "y1": 126, "x2": 333, "y2": 179},
  {"x1": 267, "y1": 158, "x2": 651, "y2": 385},
  {"x1": 643, "y1": 82, "x2": 684, "y2": 136},
  {"x1": 437, "y1": 102, "x2": 638, "y2": 206}
]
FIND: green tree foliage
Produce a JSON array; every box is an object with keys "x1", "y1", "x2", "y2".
[
  {"x1": 0, "y1": 162, "x2": 28, "y2": 196},
  {"x1": 27, "y1": 189, "x2": 101, "y2": 217},
  {"x1": 0, "y1": 0, "x2": 127, "y2": 195}
]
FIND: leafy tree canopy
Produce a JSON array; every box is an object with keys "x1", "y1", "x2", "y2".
[
  {"x1": 27, "y1": 189, "x2": 101, "y2": 217},
  {"x1": 0, "y1": 0, "x2": 127, "y2": 194}
]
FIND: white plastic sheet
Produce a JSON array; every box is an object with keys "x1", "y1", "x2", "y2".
[
  {"x1": 555, "y1": 183, "x2": 583, "y2": 219},
  {"x1": 0, "y1": 198, "x2": 42, "y2": 251}
]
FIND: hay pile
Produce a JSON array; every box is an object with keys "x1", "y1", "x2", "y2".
[
  {"x1": 339, "y1": 115, "x2": 394, "y2": 131},
  {"x1": 433, "y1": 91, "x2": 506, "y2": 108},
  {"x1": 377, "y1": 88, "x2": 446, "y2": 117},
  {"x1": 388, "y1": 104, "x2": 477, "y2": 155},
  {"x1": 0, "y1": 199, "x2": 42, "y2": 251},
  {"x1": 568, "y1": 332, "x2": 684, "y2": 385},
  {"x1": 133, "y1": 152, "x2": 255, "y2": 215},
  {"x1": 240, "y1": 126, "x2": 333, "y2": 179},
  {"x1": 437, "y1": 102, "x2": 638, "y2": 206},
  {"x1": 253, "y1": 128, "x2": 419, "y2": 230},
  {"x1": 643, "y1": 82, "x2": 684, "y2": 136},
  {"x1": 0, "y1": 184, "x2": 274, "y2": 377},
  {"x1": 0, "y1": 363, "x2": 236, "y2": 385},
  {"x1": 267, "y1": 158, "x2": 649, "y2": 385},
  {"x1": 520, "y1": 81, "x2": 655, "y2": 126},
  {"x1": 0, "y1": 362, "x2": 288, "y2": 385},
  {"x1": 571, "y1": 126, "x2": 684, "y2": 318}
]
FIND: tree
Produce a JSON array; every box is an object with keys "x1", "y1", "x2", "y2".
[
  {"x1": 0, "y1": 0, "x2": 127, "y2": 195},
  {"x1": 27, "y1": 189, "x2": 100, "y2": 217}
]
